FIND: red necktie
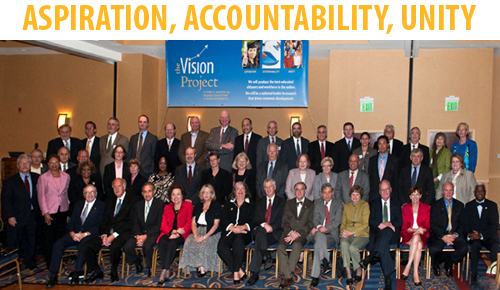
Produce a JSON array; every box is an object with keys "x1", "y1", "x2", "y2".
[
  {"x1": 188, "y1": 165, "x2": 192, "y2": 186},
  {"x1": 24, "y1": 176, "x2": 31, "y2": 198},
  {"x1": 324, "y1": 204, "x2": 330, "y2": 226},
  {"x1": 265, "y1": 199, "x2": 272, "y2": 224},
  {"x1": 244, "y1": 135, "x2": 249, "y2": 153},
  {"x1": 321, "y1": 143, "x2": 325, "y2": 160},
  {"x1": 350, "y1": 171, "x2": 354, "y2": 188},
  {"x1": 272, "y1": 137, "x2": 275, "y2": 144}
]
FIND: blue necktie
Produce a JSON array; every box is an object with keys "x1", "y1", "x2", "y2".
[
  {"x1": 114, "y1": 199, "x2": 122, "y2": 216},
  {"x1": 411, "y1": 166, "x2": 417, "y2": 187},
  {"x1": 268, "y1": 162, "x2": 274, "y2": 178}
]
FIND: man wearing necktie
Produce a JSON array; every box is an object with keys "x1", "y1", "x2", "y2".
[
  {"x1": 99, "y1": 117, "x2": 130, "y2": 176},
  {"x1": 128, "y1": 115, "x2": 158, "y2": 178},
  {"x1": 174, "y1": 147, "x2": 203, "y2": 204},
  {"x1": 81, "y1": 121, "x2": 101, "y2": 170},
  {"x1": 397, "y1": 148, "x2": 435, "y2": 205},
  {"x1": 281, "y1": 122, "x2": 310, "y2": 171},
  {"x1": 46, "y1": 184, "x2": 105, "y2": 287},
  {"x1": 155, "y1": 122, "x2": 182, "y2": 170},
  {"x1": 398, "y1": 127, "x2": 430, "y2": 171},
  {"x1": 310, "y1": 184, "x2": 343, "y2": 286},
  {"x1": 335, "y1": 154, "x2": 370, "y2": 204},
  {"x1": 47, "y1": 124, "x2": 82, "y2": 162},
  {"x1": 332, "y1": 122, "x2": 361, "y2": 173},
  {"x1": 256, "y1": 121, "x2": 284, "y2": 166},
  {"x1": 123, "y1": 183, "x2": 165, "y2": 277},
  {"x1": 428, "y1": 182, "x2": 467, "y2": 279},
  {"x1": 233, "y1": 118, "x2": 263, "y2": 171},
  {"x1": 277, "y1": 182, "x2": 314, "y2": 289},
  {"x1": 247, "y1": 178, "x2": 285, "y2": 286},
  {"x1": 307, "y1": 125, "x2": 335, "y2": 174},
  {"x1": 462, "y1": 183, "x2": 499, "y2": 284},
  {"x1": 256, "y1": 143, "x2": 288, "y2": 200},
  {"x1": 368, "y1": 136, "x2": 399, "y2": 202},
  {"x1": 58, "y1": 146, "x2": 76, "y2": 173},
  {"x1": 206, "y1": 110, "x2": 238, "y2": 172}
]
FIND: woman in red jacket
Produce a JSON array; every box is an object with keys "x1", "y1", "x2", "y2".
[
  {"x1": 400, "y1": 186, "x2": 430, "y2": 286},
  {"x1": 156, "y1": 183, "x2": 193, "y2": 285}
]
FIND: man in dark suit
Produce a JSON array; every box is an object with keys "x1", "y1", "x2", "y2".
[
  {"x1": 206, "y1": 110, "x2": 238, "y2": 172},
  {"x1": 277, "y1": 182, "x2": 314, "y2": 289},
  {"x1": 463, "y1": 183, "x2": 499, "y2": 284},
  {"x1": 281, "y1": 122, "x2": 309, "y2": 171},
  {"x1": 332, "y1": 122, "x2": 361, "y2": 173},
  {"x1": 30, "y1": 148, "x2": 48, "y2": 175},
  {"x1": 310, "y1": 184, "x2": 343, "y2": 286},
  {"x1": 81, "y1": 121, "x2": 101, "y2": 170},
  {"x1": 397, "y1": 148, "x2": 435, "y2": 204},
  {"x1": 335, "y1": 154, "x2": 370, "y2": 204},
  {"x1": 374, "y1": 124, "x2": 404, "y2": 158},
  {"x1": 66, "y1": 149, "x2": 90, "y2": 179},
  {"x1": 2, "y1": 154, "x2": 40, "y2": 270},
  {"x1": 47, "y1": 124, "x2": 82, "y2": 162},
  {"x1": 123, "y1": 182, "x2": 164, "y2": 277},
  {"x1": 46, "y1": 184, "x2": 106, "y2": 287},
  {"x1": 308, "y1": 125, "x2": 335, "y2": 174},
  {"x1": 256, "y1": 121, "x2": 283, "y2": 166},
  {"x1": 368, "y1": 136, "x2": 399, "y2": 201},
  {"x1": 128, "y1": 115, "x2": 158, "y2": 177},
  {"x1": 155, "y1": 122, "x2": 181, "y2": 171},
  {"x1": 99, "y1": 117, "x2": 129, "y2": 175},
  {"x1": 360, "y1": 180, "x2": 402, "y2": 290},
  {"x1": 234, "y1": 118, "x2": 262, "y2": 170},
  {"x1": 256, "y1": 143, "x2": 288, "y2": 200},
  {"x1": 246, "y1": 178, "x2": 285, "y2": 286},
  {"x1": 178, "y1": 116, "x2": 210, "y2": 169},
  {"x1": 428, "y1": 182, "x2": 467, "y2": 278},
  {"x1": 398, "y1": 127, "x2": 430, "y2": 170},
  {"x1": 83, "y1": 178, "x2": 136, "y2": 283},
  {"x1": 174, "y1": 147, "x2": 203, "y2": 204},
  {"x1": 58, "y1": 146, "x2": 76, "y2": 173}
]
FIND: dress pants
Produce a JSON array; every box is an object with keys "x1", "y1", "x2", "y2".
[
  {"x1": 123, "y1": 235, "x2": 158, "y2": 268},
  {"x1": 42, "y1": 211, "x2": 68, "y2": 267},
  {"x1": 370, "y1": 228, "x2": 395, "y2": 277},
  {"x1": 217, "y1": 233, "x2": 251, "y2": 273},
  {"x1": 311, "y1": 231, "x2": 337, "y2": 278},
  {"x1": 158, "y1": 235, "x2": 184, "y2": 270},
  {"x1": 340, "y1": 236, "x2": 369, "y2": 269},
  {"x1": 249, "y1": 227, "x2": 278, "y2": 273},
  {"x1": 6, "y1": 211, "x2": 37, "y2": 268},
  {"x1": 277, "y1": 235, "x2": 307, "y2": 278},
  {"x1": 82, "y1": 235, "x2": 128, "y2": 273},
  {"x1": 469, "y1": 238, "x2": 500, "y2": 276},
  {"x1": 429, "y1": 237, "x2": 467, "y2": 267},
  {"x1": 48, "y1": 234, "x2": 93, "y2": 274}
]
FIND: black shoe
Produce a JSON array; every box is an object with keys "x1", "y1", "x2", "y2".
[
  {"x1": 197, "y1": 268, "x2": 206, "y2": 278},
  {"x1": 354, "y1": 275, "x2": 362, "y2": 282},
  {"x1": 432, "y1": 265, "x2": 440, "y2": 276},
  {"x1": 110, "y1": 271, "x2": 119, "y2": 283},
  {"x1": 246, "y1": 272, "x2": 259, "y2": 286},
  {"x1": 359, "y1": 259, "x2": 369, "y2": 271},
  {"x1": 69, "y1": 271, "x2": 79, "y2": 285},
  {"x1": 145, "y1": 268, "x2": 152, "y2": 277},
  {"x1": 322, "y1": 258, "x2": 331, "y2": 274},
  {"x1": 346, "y1": 278, "x2": 353, "y2": 285},
  {"x1": 264, "y1": 256, "x2": 273, "y2": 270},
  {"x1": 46, "y1": 273, "x2": 58, "y2": 288},
  {"x1": 414, "y1": 281, "x2": 422, "y2": 286},
  {"x1": 83, "y1": 270, "x2": 104, "y2": 284},
  {"x1": 240, "y1": 273, "x2": 247, "y2": 281},
  {"x1": 158, "y1": 270, "x2": 170, "y2": 285},
  {"x1": 134, "y1": 259, "x2": 143, "y2": 274},
  {"x1": 384, "y1": 276, "x2": 392, "y2": 290},
  {"x1": 311, "y1": 277, "x2": 319, "y2": 287},
  {"x1": 471, "y1": 274, "x2": 478, "y2": 284},
  {"x1": 445, "y1": 266, "x2": 453, "y2": 278},
  {"x1": 401, "y1": 274, "x2": 408, "y2": 280}
]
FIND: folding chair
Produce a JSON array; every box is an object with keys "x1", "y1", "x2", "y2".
[{"x1": 0, "y1": 251, "x2": 21, "y2": 290}]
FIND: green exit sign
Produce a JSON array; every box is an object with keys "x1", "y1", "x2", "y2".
[
  {"x1": 361, "y1": 102, "x2": 373, "y2": 112},
  {"x1": 446, "y1": 101, "x2": 458, "y2": 111}
]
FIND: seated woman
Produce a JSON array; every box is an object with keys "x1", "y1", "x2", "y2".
[
  {"x1": 126, "y1": 158, "x2": 147, "y2": 200},
  {"x1": 400, "y1": 186, "x2": 430, "y2": 286},
  {"x1": 225, "y1": 152, "x2": 256, "y2": 200},
  {"x1": 217, "y1": 182, "x2": 255, "y2": 284},
  {"x1": 436, "y1": 153, "x2": 477, "y2": 205},
  {"x1": 156, "y1": 184, "x2": 193, "y2": 285},
  {"x1": 103, "y1": 145, "x2": 130, "y2": 199},
  {"x1": 339, "y1": 185, "x2": 370, "y2": 285},
  {"x1": 148, "y1": 155, "x2": 175, "y2": 203},
  {"x1": 312, "y1": 157, "x2": 338, "y2": 200},
  {"x1": 201, "y1": 152, "x2": 229, "y2": 203},
  {"x1": 179, "y1": 184, "x2": 222, "y2": 277},
  {"x1": 285, "y1": 154, "x2": 316, "y2": 200},
  {"x1": 68, "y1": 161, "x2": 103, "y2": 214}
]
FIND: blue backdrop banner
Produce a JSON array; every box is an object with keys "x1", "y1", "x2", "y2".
[{"x1": 166, "y1": 40, "x2": 308, "y2": 107}]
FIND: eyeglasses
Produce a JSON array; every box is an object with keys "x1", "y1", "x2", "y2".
[{"x1": 84, "y1": 191, "x2": 97, "y2": 194}]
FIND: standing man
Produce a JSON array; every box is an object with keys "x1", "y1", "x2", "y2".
[
  {"x1": 428, "y1": 182, "x2": 467, "y2": 278},
  {"x1": 174, "y1": 147, "x2": 203, "y2": 204},
  {"x1": 277, "y1": 182, "x2": 314, "y2": 289},
  {"x1": 2, "y1": 154, "x2": 40, "y2": 270},
  {"x1": 332, "y1": 122, "x2": 361, "y2": 173},
  {"x1": 281, "y1": 122, "x2": 309, "y2": 171},
  {"x1": 155, "y1": 122, "x2": 181, "y2": 170},
  {"x1": 374, "y1": 125, "x2": 404, "y2": 158},
  {"x1": 256, "y1": 143, "x2": 288, "y2": 200},
  {"x1": 47, "y1": 124, "x2": 82, "y2": 162},
  {"x1": 58, "y1": 146, "x2": 76, "y2": 173},
  {"x1": 179, "y1": 116, "x2": 210, "y2": 169},
  {"x1": 81, "y1": 121, "x2": 101, "y2": 170},
  {"x1": 246, "y1": 178, "x2": 285, "y2": 286},
  {"x1": 360, "y1": 180, "x2": 402, "y2": 290},
  {"x1": 99, "y1": 117, "x2": 129, "y2": 175},
  {"x1": 256, "y1": 121, "x2": 283, "y2": 166},
  {"x1": 123, "y1": 183, "x2": 164, "y2": 277},
  {"x1": 310, "y1": 184, "x2": 343, "y2": 286},
  {"x1": 30, "y1": 148, "x2": 48, "y2": 175},
  {"x1": 234, "y1": 118, "x2": 262, "y2": 170},
  {"x1": 128, "y1": 115, "x2": 158, "y2": 177},
  {"x1": 368, "y1": 136, "x2": 399, "y2": 201},
  {"x1": 463, "y1": 183, "x2": 499, "y2": 284},
  {"x1": 399, "y1": 127, "x2": 430, "y2": 170},
  {"x1": 206, "y1": 110, "x2": 238, "y2": 172},
  {"x1": 335, "y1": 154, "x2": 370, "y2": 204},
  {"x1": 308, "y1": 125, "x2": 335, "y2": 174},
  {"x1": 66, "y1": 149, "x2": 90, "y2": 179},
  {"x1": 398, "y1": 148, "x2": 435, "y2": 204}
]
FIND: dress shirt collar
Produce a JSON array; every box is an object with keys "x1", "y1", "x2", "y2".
[
  {"x1": 268, "y1": 135, "x2": 276, "y2": 143},
  {"x1": 245, "y1": 132, "x2": 253, "y2": 139},
  {"x1": 345, "y1": 137, "x2": 353, "y2": 143},
  {"x1": 116, "y1": 192, "x2": 127, "y2": 206},
  {"x1": 267, "y1": 195, "x2": 275, "y2": 207},
  {"x1": 84, "y1": 199, "x2": 97, "y2": 212},
  {"x1": 230, "y1": 197, "x2": 251, "y2": 204},
  {"x1": 191, "y1": 131, "x2": 198, "y2": 137}
]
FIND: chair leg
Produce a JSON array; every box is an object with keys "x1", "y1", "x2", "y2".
[
  {"x1": 275, "y1": 252, "x2": 279, "y2": 278},
  {"x1": 466, "y1": 251, "x2": 470, "y2": 281},
  {"x1": 218, "y1": 259, "x2": 221, "y2": 278},
  {"x1": 331, "y1": 248, "x2": 337, "y2": 279},
  {"x1": 15, "y1": 259, "x2": 22, "y2": 290},
  {"x1": 177, "y1": 249, "x2": 183, "y2": 278},
  {"x1": 152, "y1": 248, "x2": 158, "y2": 276},
  {"x1": 395, "y1": 249, "x2": 400, "y2": 279},
  {"x1": 122, "y1": 252, "x2": 126, "y2": 279},
  {"x1": 302, "y1": 249, "x2": 308, "y2": 278}
]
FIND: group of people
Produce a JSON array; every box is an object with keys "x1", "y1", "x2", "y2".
[{"x1": 1, "y1": 109, "x2": 492, "y2": 289}]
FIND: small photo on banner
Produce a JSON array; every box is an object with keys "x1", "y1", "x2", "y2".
[
  {"x1": 262, "y1": 40, "x2": 281, "y2": 69},
  {"x1": 242, "y1": 40, "x2": 260, "y2": 69},
  {"x1": 284, "y1": 40, "x2": 303, "y2": 69}
]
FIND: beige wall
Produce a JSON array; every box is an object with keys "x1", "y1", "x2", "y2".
[{"x1": 489, "y1": 56, "x2": 500, "y2": 206}]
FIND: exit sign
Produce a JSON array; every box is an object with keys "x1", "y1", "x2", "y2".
[
  {"x1": 445, "y1": 96, "x2": 459, "y2": 112},
  {"x1": 360, "y1": 97, "x2": 374, "y2": 112}
]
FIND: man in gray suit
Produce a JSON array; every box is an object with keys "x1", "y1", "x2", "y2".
[
  {"x1": 128, "y1": 115, "x2": 158, "y2": 177},
  {"x1": 310, "y1": 183, "x2": 343, "y2": 286},
  {"x1": 99, "y1": 117, "x2": 129, "y2": 175},
  {"x1": 179, "y1": 116, "x2": 210, "y2": 169},
  {"x1": 335, "y1": 154, "x2": 370, "y2": 204},
  {"x1": 256, "y1": 143, "x2": 288, "y2": 199},
  {"x1": 256, "y1": 121, "x2": 283, "y2": 166},
  {"x1": 206, "y1": 110, "x2": 238, "y2": 172},
  {"x1": 277, "y1": 182, "x2": 314, "y2": 289}
]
